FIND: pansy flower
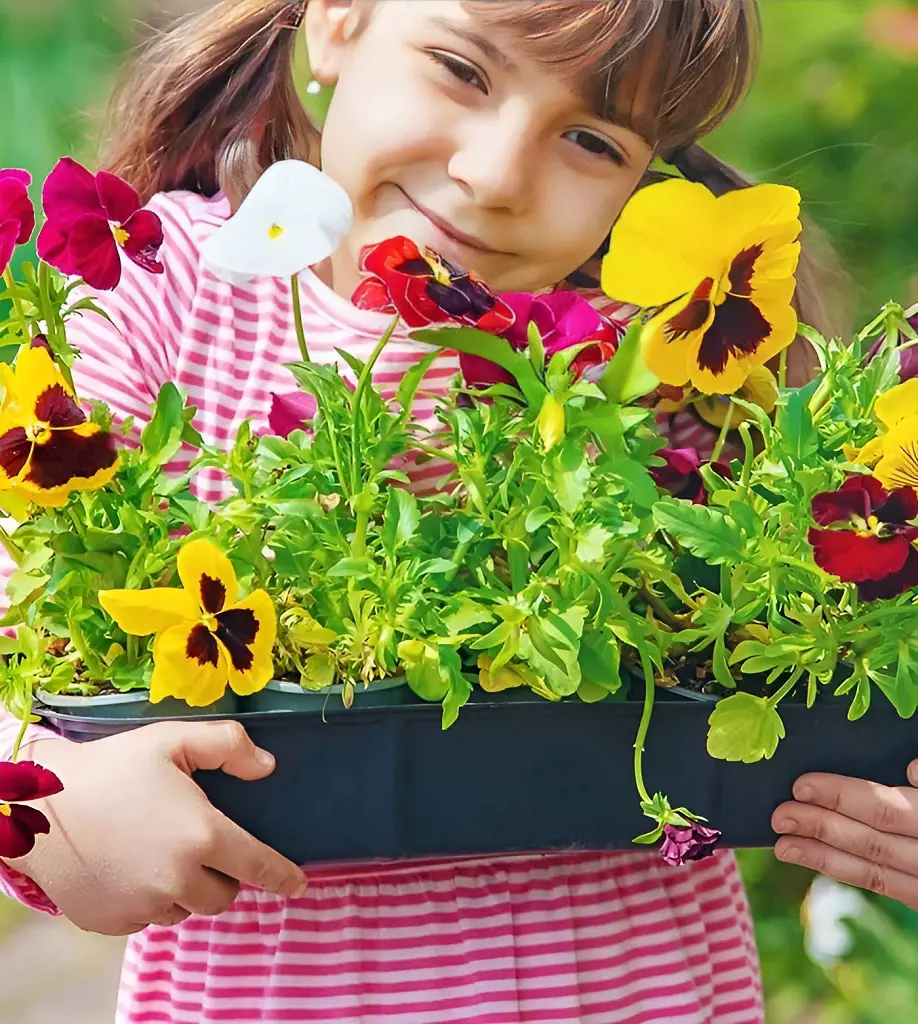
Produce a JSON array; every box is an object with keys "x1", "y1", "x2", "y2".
[
  {"x1": 0, "y1": 346, "x2": 118, "y2": 507},
  {"x1": 459, "y1": 290, "x2": 622, "y2": 389},
  {"x1": 808, "y1": 475, "x2": 918, "y2": 600},
  {"x1": 602, "y1": 179, "x2": 801, "y2": 395},
  {"x1": 100, "y1": 539, "x2": 277, "y2": 707},
  {"x1": 267, "y1": 391, "x2": 318, "y2": 439},
  {"x1": 659, "y1": 822, "x2": 722, "y2": 866},
  {"x1": 352, "y1": 236, "x2": 515, "y2": 334},
  {"x1": 0, "y1": 169, "x2": 35, "y2": 275},
  {"x1": 651, "y1": 447, "x2": 731, "y2": 506},
  {"x1": 851, "y1": 380, "x2": 918, "y2": 495},
  {"x1": 36, "y1": 157, "x2": 164, "y2": 291},
  {"x1": 201, "y1": 160, "x2": 353, "y2": 285},
  {"x1": 0, "y1": 760, "x2": 64, "y2": 860}
]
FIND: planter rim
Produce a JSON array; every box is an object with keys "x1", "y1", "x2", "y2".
[
  {"x1": 36, "y1": 687, "x2": 149, "y2": 708},
  {"x1": 266, "y1": 676, "x2": 409, "y2": 697}
]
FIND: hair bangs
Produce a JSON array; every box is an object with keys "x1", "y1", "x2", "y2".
[{"x1": 464, "y1": 0, "x2": 759, "y2": 153}]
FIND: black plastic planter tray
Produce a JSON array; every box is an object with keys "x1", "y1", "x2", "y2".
[{"x1": 37, "y1": 690, "x2": 918, "y2": 864}]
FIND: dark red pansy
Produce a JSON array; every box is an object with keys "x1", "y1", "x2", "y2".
[
  {"x1": 0, "y1": 760, "x2": 64, "y2": 860},
  {"x1": 36, "y1": 157, "x2": 164, "y2": 291},
  {"x1": 352, "y1": 236, "x2": 515, "y2": 334},
  {"x1": 808, "y1": 475, "x2": 918, "y2": 598}
]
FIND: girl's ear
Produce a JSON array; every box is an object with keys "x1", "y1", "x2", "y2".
[{"x1": 305, "y1": 0, "x2": 361, "y2": 85}]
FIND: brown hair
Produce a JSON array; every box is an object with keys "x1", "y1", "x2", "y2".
[
  {"x1": 101, "y1": 0, "x2": 317, "y2": 209},
  {"x1": 100, "y1": 0, "x2": 844, "y2": 348}
]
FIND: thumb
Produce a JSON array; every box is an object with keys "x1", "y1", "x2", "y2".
[{"x1": 162, "y1": 721, "x2": 276, "y2": 781}]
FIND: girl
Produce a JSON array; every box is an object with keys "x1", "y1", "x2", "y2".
[{"x1": 0, "y1": 1, "x2": 858, "y2": 1021}]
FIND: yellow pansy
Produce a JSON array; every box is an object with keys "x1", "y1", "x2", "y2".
[
  {"x1": 0, "y1": 346, "x2": 118, "y2": 507},
  {"x1": 602, "y1": 179, "x2": 801, "y2": 395},
  {"x1": 850, "y1": 379, "x2": 918, "y2": 485},
  {"x1": 100, "y1": 539, "x2": 277, "y2": 707}
]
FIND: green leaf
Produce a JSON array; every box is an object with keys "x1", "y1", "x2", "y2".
[
  {"x1": 417, "y1": 558, "x2": 459, "y2": 576},
  {"x1": 776, "y1": 381, "x2": 820, "y2": 462},
  {"x1": 442, "y1": 673, "x2": 473, "y2": 730},
  {"x1": 653, "y1": 501, "x2": 746, "y2": 566},
  {"x1": 706, "y1": 692, "x2": 785, "y2": 763},
  {"x1": 141, "y1": 383, "x2": 185, "y2": 465},
  {"x1": 382, "y1": 488, "x2": 420, "y2": 555},
  {"x1": 6, "y1": 570, "x2": 50, "y2": 607},
  {"x1": 874, "y1": 644, "x2": 918, "y2": 718},
  {"x1": 608, "y1": 458, "x2": 659, "y2": 511},
  {"x1": 551, "y1": 438, "x2": 591, "y2": 515},
  {"x1": 396, "y1": 348, "x2": 442, "y2": 417},
  {"x1": 412, "y1": 326, "x2": 546, "y2": 408},
  {"x1": 524, "y1": 507, "x2": 553, "y2": 532},
  {"x1": 575, "y1": 525, "x2": 612, "y2": 566},
  {"x1": 527, "y1": 321, "x2": 545, "y2": 374},
  {"x1": 598, "y1": 318, "x2": 658, "y2": 404},
  {"x1": 326, "y1": 558, "x2": 373, "y2": 579}
]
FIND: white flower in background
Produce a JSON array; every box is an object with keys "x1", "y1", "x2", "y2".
[
  {"x1": 202, "y1": 161, "x2": 353, "y2": 284},
  {"x1": 802, "y1": 876, "x2": 867, "y2": 965}
]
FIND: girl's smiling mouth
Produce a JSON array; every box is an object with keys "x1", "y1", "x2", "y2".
[{"x1": 397, "y1": 188, "x2": 513, "y2": 258}]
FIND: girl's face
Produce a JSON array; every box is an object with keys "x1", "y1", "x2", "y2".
[{"x1": 306, "y1": 0, "x2": 654, "y2": 299}]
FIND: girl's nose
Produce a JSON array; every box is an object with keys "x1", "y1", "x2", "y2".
[{"x1": 447, "y1": 112, "x2": 535, "y2": 213}]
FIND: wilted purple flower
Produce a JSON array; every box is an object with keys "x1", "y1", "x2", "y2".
[
  {"x1": 659, "y1": 822, "x2": 722, "y2": 866},
  {"x1": 651, "y1": 447, "x2": 731, "y2": 505},
  {"x1": 868, "y1": 317, "x2": 918, "y2": 382}
]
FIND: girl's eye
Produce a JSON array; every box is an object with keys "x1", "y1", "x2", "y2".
[
  {"x1": 565, "y1": 129, "x2": 626, "y2": 166},
  {"x1": 427, "y1": 50, "x2": 488, "y2": 94}
]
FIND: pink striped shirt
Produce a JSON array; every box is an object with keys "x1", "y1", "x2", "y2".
[{"x1": 0, "y1": 190, "x2": 762, "y2": 1023}]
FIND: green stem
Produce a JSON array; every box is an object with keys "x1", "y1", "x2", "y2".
[
  {"x1": 291, "y1": 273, "x2": 310, "y2": 363},
  {"x1": 710, "y1": 402, "x2": 735, "y2": 463},
  {"x1": 632, "y1": 647, "x2": 655, "y2": 806},
  {"x1": 738, "y1": 422, "x2": 755, "y2": 493},
  {"x1": 10, "y1": 706, "x2": 31, "y2": 762},
  {"x1": 778, "y1": 345, "x2": 789, "y2": 389},
  {"x1": 350, "y1": 316, "x2": 400, "y2": 496},
  {"x1": 767, "y1": 666, "x2": 803, "y2": 709},
  {"x1": 0, "y1": 522, "x2": 22, "y2": 567},
  {"x1": 38, "y1": 262, "x2": 77, "y2": 396},
  {"x1": 352, "y1": 507, "x2": 371, "y2": 559},
  {"x1": 2, "y1": 266, "x2": 28, "y2": 337}
]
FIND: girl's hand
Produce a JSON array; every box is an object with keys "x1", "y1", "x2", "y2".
[
  {"x1": 773, "y1": 762, "x2": 918, "y2": 907},
  {"x1": 6, "y1": 721, "x2": 308, "y2": 935}
]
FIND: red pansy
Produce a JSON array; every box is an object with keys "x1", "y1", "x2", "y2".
[
  {"x1": 352, "y1": 236, "x2": 515, "y2": 334},
  {"x1": 0, "y1": 760, "x2": 64, "y2": 860}
]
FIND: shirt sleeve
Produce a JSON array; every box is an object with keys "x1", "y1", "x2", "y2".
[{"x1": 0, "y1": 706, "x2": 62, "y2": 915}]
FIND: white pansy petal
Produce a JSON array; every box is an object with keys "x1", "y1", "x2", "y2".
[{"x1": 201, "y1": 160, "x2": 354, "y2": 280}]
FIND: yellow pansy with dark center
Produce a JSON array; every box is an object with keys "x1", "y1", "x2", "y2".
[
  {"x1": 100, "y1": 539, "x2": 277, "y2": 707},
  {"x1": 0, "y1": 346, "x2": 117, "y2": 506},
  {"x1": 602, "y1": 179, "x2": 802, "y2": 395}
]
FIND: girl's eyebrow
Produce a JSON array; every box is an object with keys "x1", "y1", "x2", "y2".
[{"x1": 426, "y1": 15, "x2": 517, "y2": 73}]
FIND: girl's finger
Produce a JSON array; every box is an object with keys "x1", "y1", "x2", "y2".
[
  {"x1": 773, "y1": 800, "x2": 918, "y2": 875},
  {"x1": 149, "y1": 904, "x2": 193, "y2": 928},
  {"x1": 177, "y1": 867, "x2": 241, "y2": 919},
  {"x1": 791, "y1": 773, "x2": 918, "y2": 838},
  {"x1": 774, "y1": 836, "x2": 918, "y2": 909}
]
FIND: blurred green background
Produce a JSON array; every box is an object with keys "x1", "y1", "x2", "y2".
[{"x1": 1, "y1": 0, "x2": 918, "y2": 1021}]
